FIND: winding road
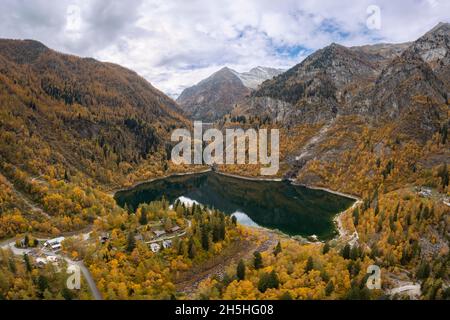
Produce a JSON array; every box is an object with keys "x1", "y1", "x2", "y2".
[
  {"x1": 0, "y1": 232, "x2": 103, "y2": 300},
  {"x1": 67, "y1": 259, "x2": 103, "y2": 300},
  {"x1": 0, "y1": 173, "x2": 102, "y2": 299}
]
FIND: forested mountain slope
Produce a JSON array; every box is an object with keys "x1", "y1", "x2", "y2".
[
  {"x1": 0, "y1": 39, "x2": 192, "y2": 238},
  {"x1": 0, "y1": 39, "x2": 189, "y2": 188}
]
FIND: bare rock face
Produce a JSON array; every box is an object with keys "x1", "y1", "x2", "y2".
[
  {"x1": 371, "y1": 22, "x2": 450, "y2": 111},
  {"x1": 177, "y1": 67, "x2": 284, "y2": 122},
  {"x1": 349, "y1": 42, "x2": 411, "y2": 70},
  {"x1": 409, "y1": 22, "x2": 450, "y2": 88},
  {"x1": 238, "y1": 43, "x2": 384, "y2": 124},
  {"x1": 361, "y1": 23, "x2": 450, "y2": 142},
  {"x1": 369, "y1": 50, "x2": 447, "y2": 116},
  {"x1": 177, "y1": 67, "x2": 251, "y2": 122},
  {"x1": 232, "y1": 67, "x2": 285, "y2": 90}
]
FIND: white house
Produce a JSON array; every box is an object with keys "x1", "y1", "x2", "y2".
[
  {"x1": 162, "y1": 240, "x2": 172, "y2": 249},
  {"x1": 154, "y1": 230, "x2": 166, "y2": 238},
  {"x1": 418, "y1": 187, "x2": 432, "y2": 198},
  {"x1": 36, "y1": 257, "x2": 48, "y2": 267},
  {"x1": 150, "y1": 243, "x2": 161, "y2": 253},
  {"x1": 44, "y1": 237, "x2": 65, "y2": 251},
  {"x1": 36, "y1": 255, "x2": 60, "y2": 268},
  {"x1": 46, "y1": 255, "x2": 58, "y2": 263}
]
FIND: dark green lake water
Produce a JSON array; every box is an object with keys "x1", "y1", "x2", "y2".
[{"x1": 114, "y1": 172, "x2": 354, "y2": 240}]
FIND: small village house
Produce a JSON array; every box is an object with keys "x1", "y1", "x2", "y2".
[
  {"x1": 163, "y1": 240, "x2": 172, "y2": 249},
  {"x1": 150, "y1": 243, "x2": 161, "y2": 253},
  {"x1": 44, "y1": 237, "x2": 65, "y2": 251}
]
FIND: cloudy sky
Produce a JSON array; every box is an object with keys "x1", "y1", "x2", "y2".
[{"x1": 1, "y1": 0, "x2": 449, "y2": 97}]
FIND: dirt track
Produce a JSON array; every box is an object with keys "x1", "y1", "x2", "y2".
[{"x1": 175, "y1": 230, "x2": 277, "y2": 297}]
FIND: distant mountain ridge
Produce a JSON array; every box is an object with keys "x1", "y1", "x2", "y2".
[
  {"x1": 231, "y1": 66, "x2": 285, "y2": 89},
  {"x1": 177, "y1": 66, "x2": 284, "y2": 121},
  {"x1": 233, "y1": 23, "x2": 449, "y2": 134}
]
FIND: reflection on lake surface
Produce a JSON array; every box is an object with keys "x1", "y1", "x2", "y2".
[{"x1": 114, "y1": 172, "x2": 354, "y2": 240}]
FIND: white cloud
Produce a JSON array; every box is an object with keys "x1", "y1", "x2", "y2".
[{"x1": 0, "y1": 0, "x2": 449, "y2": 95}]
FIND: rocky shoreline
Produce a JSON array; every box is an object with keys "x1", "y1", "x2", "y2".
[{"x1": 214, "y1": 170, "x2": 283, "y2": 182}]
